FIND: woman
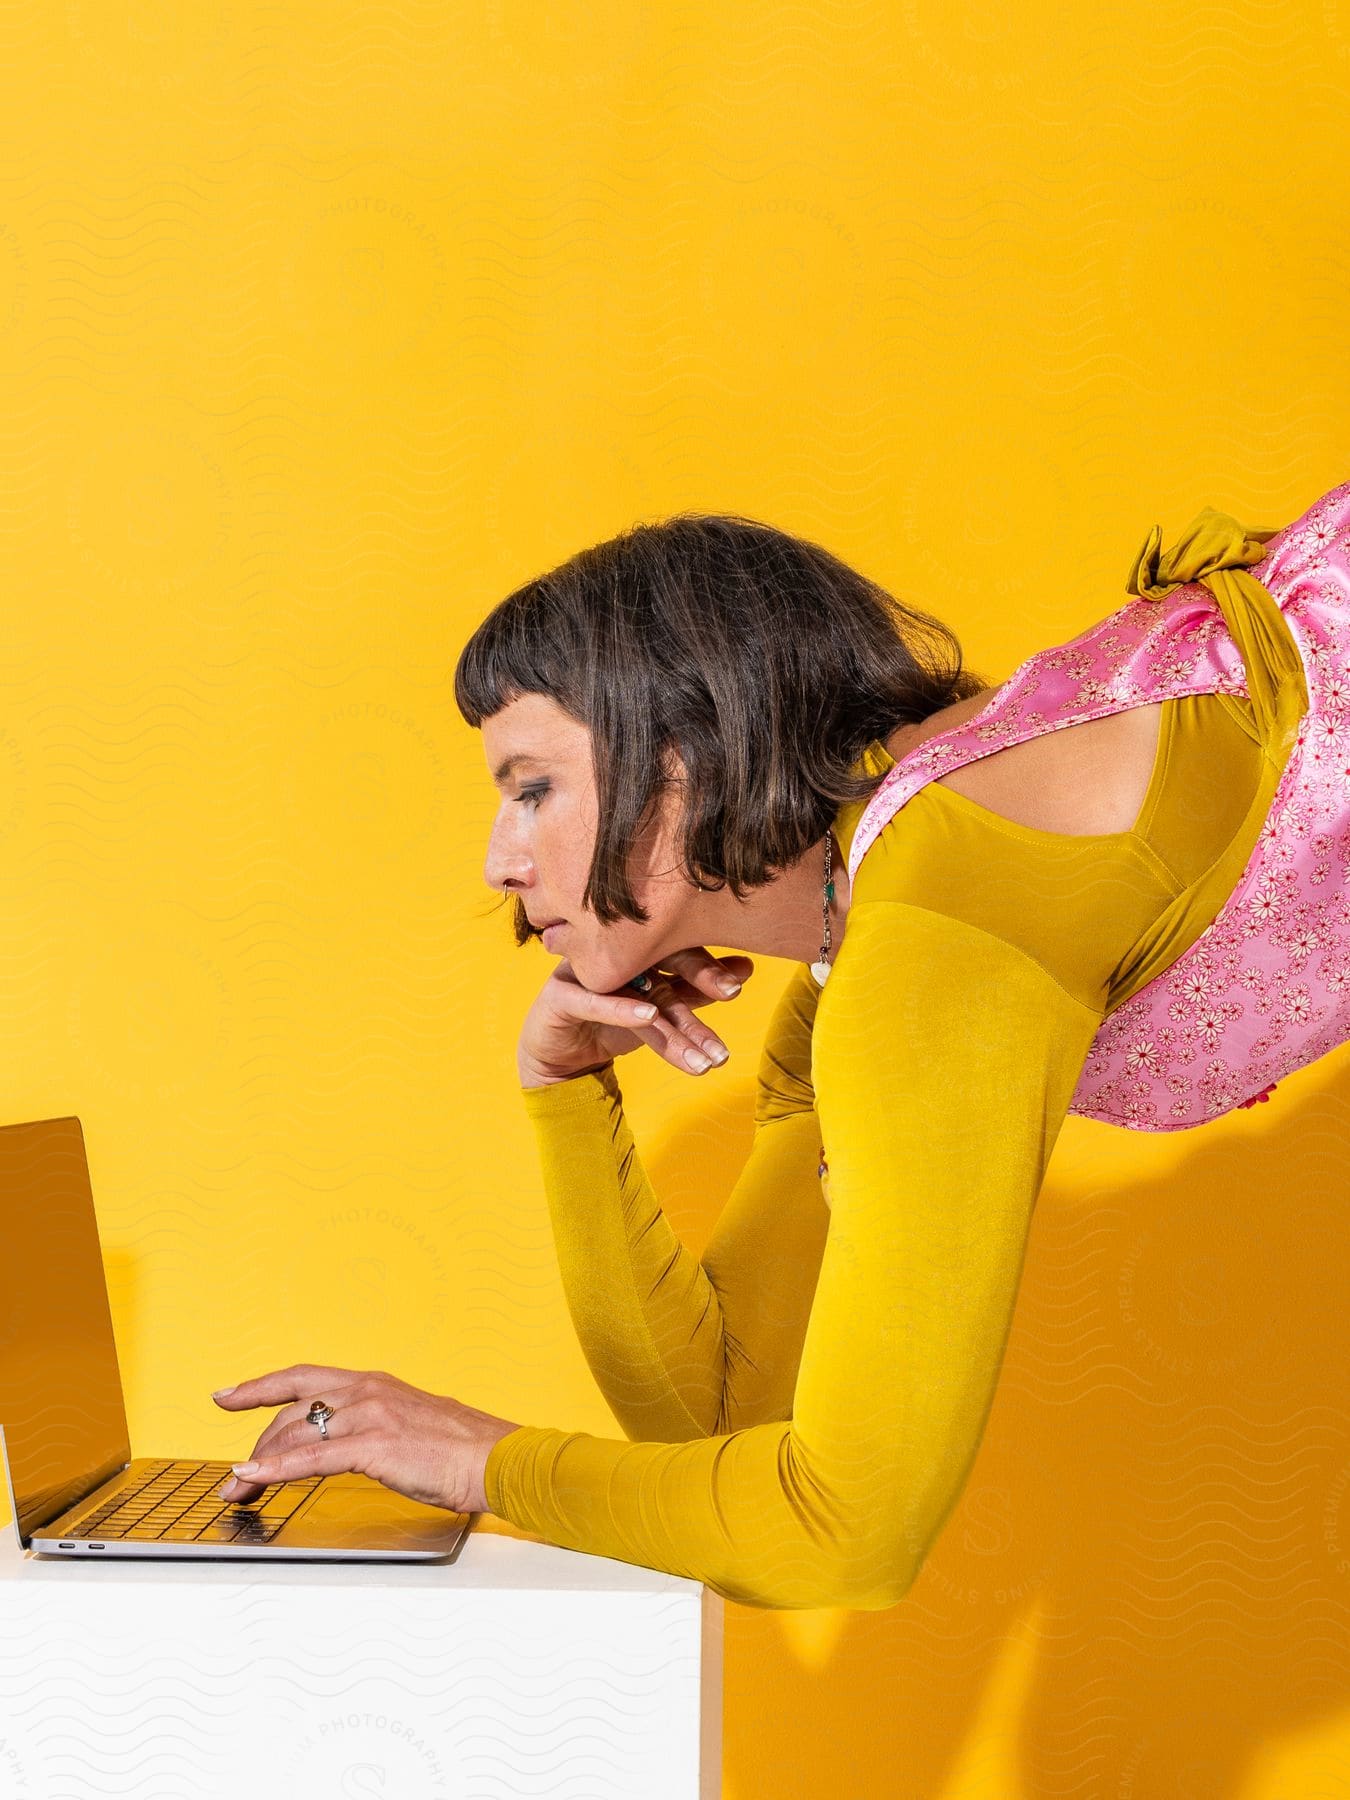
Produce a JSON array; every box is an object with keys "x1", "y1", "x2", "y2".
[{"x1": 213, "y1": 480, "x2": 1348, "y2": 1612}]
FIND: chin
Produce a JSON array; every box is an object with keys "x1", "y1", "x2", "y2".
[
  {"x1": 573, "y1": 948, "x2": 645, "y2": 997},
  {"x1": 570, "y1": 951, "x2": 618, "y2": 994}
]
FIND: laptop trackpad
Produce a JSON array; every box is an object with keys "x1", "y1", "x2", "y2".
[{"x1": 282, "y1": 1475, "x2": 466, "y2": 1554}]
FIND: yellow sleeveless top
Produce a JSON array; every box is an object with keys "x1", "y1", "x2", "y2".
[{"x1": 484, "y1": 599, "x2": 1296, "y2": 1609}]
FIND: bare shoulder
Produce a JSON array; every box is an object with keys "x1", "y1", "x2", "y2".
[{"x1": 883, "y1": 693, "x2": 1165, "y2": 838}]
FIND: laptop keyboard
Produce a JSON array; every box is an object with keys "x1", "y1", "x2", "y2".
[{"x1": 64, "y1": 1460, "x2": 323, "y2": 1545}]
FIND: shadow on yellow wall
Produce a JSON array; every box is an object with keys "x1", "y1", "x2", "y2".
[{"x1": 645, "y1": 1056, "x2": 1350, "y2": 1797}]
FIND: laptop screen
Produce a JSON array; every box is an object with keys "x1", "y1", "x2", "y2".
[{"x1": 0, "y1": 1116, "x2": 130, "y2": 1542}]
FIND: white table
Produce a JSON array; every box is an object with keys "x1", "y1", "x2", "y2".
[{"x1": 0, "y1": 1515, "x2": 722, "y2": 1799}]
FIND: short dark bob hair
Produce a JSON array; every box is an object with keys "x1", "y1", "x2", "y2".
[{"x1": 454, "y1": 512, "x2": 988, "y2": 948}]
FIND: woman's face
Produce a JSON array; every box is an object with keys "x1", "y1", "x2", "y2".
[{"x1": 481, "y1": 692, "x2": 693, "y2": 993}]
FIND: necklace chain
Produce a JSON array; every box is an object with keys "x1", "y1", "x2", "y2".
[
  {"x1": 820, "y1": 832, "x2": 834, "y2": 963},
  {"x1": 809, "y1": 830, "x2": 836, "y2": 987}
]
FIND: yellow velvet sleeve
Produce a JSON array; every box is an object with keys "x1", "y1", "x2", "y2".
[
  {"x1": 501, "y1": 961, "x2": 830, "y2": 1446},
  {"x1": 484, "y1": 904, "x2": 1102, "y2": 1612}
]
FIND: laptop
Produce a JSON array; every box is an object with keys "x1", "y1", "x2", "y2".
[{"x1": 0, "y1": 1115, "x2": 471, "y2": 1560}]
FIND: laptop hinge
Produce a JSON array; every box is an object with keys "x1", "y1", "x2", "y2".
[{"x1": 1, "y1": 1424, "x2": 132, "y2": 1548}]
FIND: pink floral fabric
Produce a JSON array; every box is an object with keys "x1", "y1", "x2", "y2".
[{"x1": 846, "y1": 479, "x2": 1350, "y2": 1131}]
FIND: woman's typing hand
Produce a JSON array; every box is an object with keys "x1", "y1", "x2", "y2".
[{"x1": 211, "y1": 1364, "x2": 521, "y2": 1513}]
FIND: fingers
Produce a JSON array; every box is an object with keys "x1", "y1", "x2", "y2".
[
  {"x1": 217, "y1": 1400, "x2": 312, "y2": 1503},
  {"x1": 212, "y1": 1364, "x2": 367, "y2": 1503},
  {"x1": 559, "y1": 950, "x2": 753, "y2": 1080},
  {"x1": 650, "y1": 990, "x2": 730, "y2": 1073},
  {"x1": 211, "y1": 1363, "x2": 362, "y2": 1411},
  {"x1": 671, "y1": 949, "x2": 754, "y2": 1000},
  {"x1": 652, "y1": 948, "x2": 753, "y2": 1005},
  {"x1": 219, "y1": 1396, "x2": 378, "y2": 1504},
  {"x1": 628, "y1": 951, "x2": 752, "y2": 1076},
  {"x1": 581, "y1": 988, "x2": 661, "y2": 1030},
  {"x1": 224, "y1": 1430, "x2": 378, "y2": 1493}
]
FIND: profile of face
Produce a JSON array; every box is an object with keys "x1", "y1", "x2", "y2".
[{"x1": 481, "y1": 692, "x2": 695, "y2": 994}]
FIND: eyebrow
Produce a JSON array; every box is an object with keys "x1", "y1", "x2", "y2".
[{"x1": 491, "y1": 754, "x2": 549, "y2": 786}]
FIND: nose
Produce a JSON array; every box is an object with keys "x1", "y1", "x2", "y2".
[{"x1": 483, "y1": 806, "x2": 534, "y2": 896}]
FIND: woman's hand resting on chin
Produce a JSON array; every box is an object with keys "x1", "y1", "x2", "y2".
[
  {"x1": 211, "y1": 1364, "x2": 522, "y2": 1514},
  {"x1": 519, "y1": 947, "x2": 756, "y2": 1089}
]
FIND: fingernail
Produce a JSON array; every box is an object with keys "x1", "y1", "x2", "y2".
[
  {"x1": 231, "y1": 1461, "x2": 260, "y2": 1476},
  {"x1": 708, "y1": 1044, "x2": 729, "y2": 1064},
  {"x1": 218, "y1": 1479, "x2": 238, "y2": 1500},
  {"x1": 684, "y1": 1047, "x2": 712, "y2": 1072},
  {"x1": 212, "y1": 1387, "x2": 236, "y2": 1399},
  {"x1": 716, "y1": 976, "x2": 740, "y2": 996}
]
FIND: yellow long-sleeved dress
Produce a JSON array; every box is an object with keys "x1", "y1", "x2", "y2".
[{"x1": 482, "y1": 592, "x2": 1298, "y2": 1611}]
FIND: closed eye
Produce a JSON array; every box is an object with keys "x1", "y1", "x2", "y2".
[{"x1": 515, "y1": 784, "x2": 550, "y2": 809}]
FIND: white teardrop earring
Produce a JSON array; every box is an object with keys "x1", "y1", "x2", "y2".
[{"x1": 809, "y1": 830, "x2": 835, "y2": 987}]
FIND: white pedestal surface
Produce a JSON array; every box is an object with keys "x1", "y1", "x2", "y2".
[{"x1": 0, "y1": 1519, "x2": 723, "y2": 1799}]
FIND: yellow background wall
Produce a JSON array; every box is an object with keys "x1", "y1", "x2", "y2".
[{"x1": 1, "y1": 4, "x2": 1348, "y2": 1794}]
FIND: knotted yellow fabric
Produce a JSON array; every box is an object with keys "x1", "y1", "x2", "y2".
[{"x1": 1125, "y1": 504, "x2": 1307, "y2": 755}]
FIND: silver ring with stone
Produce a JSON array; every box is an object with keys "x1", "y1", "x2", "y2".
[{"x1": 306, "y1": 1400, "x2": 335, "y2": 1439}]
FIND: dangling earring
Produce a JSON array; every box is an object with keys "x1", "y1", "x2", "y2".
[{"x1": 809, "y1": 831, "x2": 835, "y2": 987}]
